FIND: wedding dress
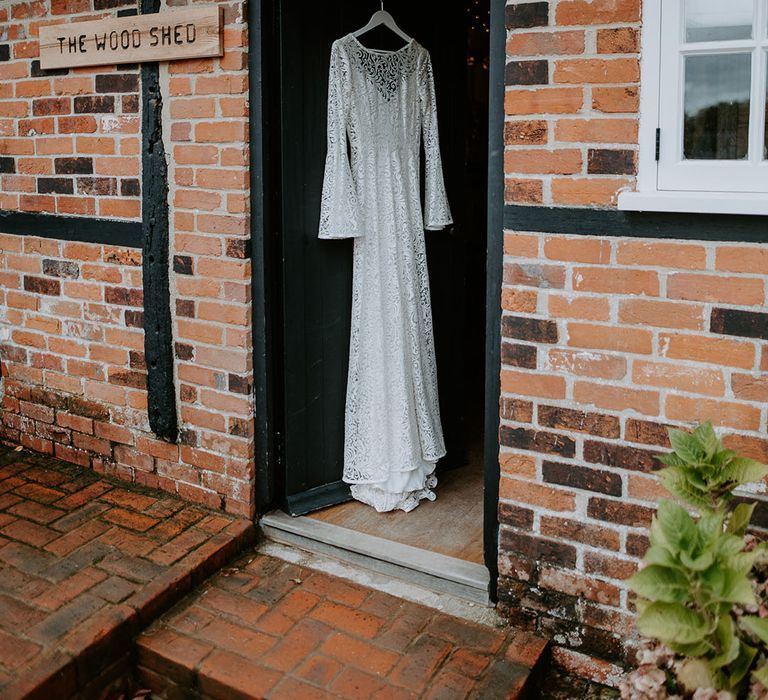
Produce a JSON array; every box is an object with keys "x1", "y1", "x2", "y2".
[{"x1": 318, "y1": 33, "x2": 452, "y2": 513}]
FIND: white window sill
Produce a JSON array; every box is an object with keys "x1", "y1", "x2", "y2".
[{"x1": 618, "y1": 191, "x2": 768, "y2": 217}]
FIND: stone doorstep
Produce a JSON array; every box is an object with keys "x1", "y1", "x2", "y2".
[{"x1": 2, "y1": 520, "x2": 257, "y2": 700}]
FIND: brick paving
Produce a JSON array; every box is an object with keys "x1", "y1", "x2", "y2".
[
  {"x1": 0, "y1": 446, "x2": 255, "y2": 700},
  {"x1": 0, "y1": 445, "x2": 549, "y2": 699},
  {"x1": 137, "y1": 553, "x2": 549, "y2": 699}
]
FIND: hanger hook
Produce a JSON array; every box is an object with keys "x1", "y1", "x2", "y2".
[{"x1": 380, "y1": 1, "x2": 384, "y2": 9}]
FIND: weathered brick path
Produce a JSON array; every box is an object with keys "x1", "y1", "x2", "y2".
[
  {"x1": 137, "y1": 553, "x2": 548, "y2": 699},
  {"x1": 0, "y1": 446, "x2": 254, "y2": 700},
  {"x1": 0, "y1": 445, "x2": 548, "y2": 698}
]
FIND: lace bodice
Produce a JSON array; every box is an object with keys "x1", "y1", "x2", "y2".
[{"x1": 319, "y1": 34, "x2": 452, "y2": 239}]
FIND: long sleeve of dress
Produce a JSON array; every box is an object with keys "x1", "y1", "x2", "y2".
[
  {"x1": 318, "y1": 42, "x2": 363, "y2": 239},
  {"x1": 419, "y1": 52, "x2": 452, "y2": 231}
]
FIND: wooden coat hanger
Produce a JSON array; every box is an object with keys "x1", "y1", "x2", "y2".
[{"x1": 353, "y1": 2, "x2": 412, "y2": 43}]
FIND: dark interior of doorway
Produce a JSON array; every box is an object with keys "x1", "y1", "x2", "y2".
[{"x1": 304, "y1": 1, "x2": 492, "y2": 566}]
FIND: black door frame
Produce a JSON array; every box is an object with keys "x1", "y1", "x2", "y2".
[
  {"x1": 248, "y1": 0, "x2": 505, "y2": 599},
  {"x1": 482, "y1": 0, "x2": 505, "y2": 602}
]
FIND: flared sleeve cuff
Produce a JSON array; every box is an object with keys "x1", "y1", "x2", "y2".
[{"x1": 419, "y1": 51, "x2": 452, "y2": 232}]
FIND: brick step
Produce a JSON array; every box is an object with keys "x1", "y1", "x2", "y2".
[
  {"x1": 5, "y1": 519, "x2": 257, "y2": 700},
  {"x1": 134, "y1": 552, "x2": 549, "y2": 699},
  {"x1": 0, "y1": 448, "x2": 258, "y2": 700}
]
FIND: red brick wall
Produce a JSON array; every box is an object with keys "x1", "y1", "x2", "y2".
[
  {"x1": 1, "y1": 0, "x2": 141, "y2": 218},
  {"x1": 500, "y1": 0, "x2": 768, "y2": 684},
  {"x1": 504, "y1": 0, "x2": 639, "y2": 207},
  {"x1": 0, "y1": 0, "x2": 255, "y2": 517},
  {"x1": 497, "y1": 233, "x2": 768, "y2": 680},
  {"x1": 165, "y1": 0, "x2": 252, "y2": 515}
]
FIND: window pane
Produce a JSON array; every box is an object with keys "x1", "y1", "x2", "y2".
[
  {"x1": 765, "y1": 53, "x2": 768, "y2": 160},
  {"x1": 685, "y1": 0, "x2": 753, "y2": 42},
  {"x1": 684, "y1": 53, "x2": 751, "y2": 160}
]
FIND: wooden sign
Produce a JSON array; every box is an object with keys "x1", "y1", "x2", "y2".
[{"x1": 39, "y1": 6, "x2": 223, "y2": 70}]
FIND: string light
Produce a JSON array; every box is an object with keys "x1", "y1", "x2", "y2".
[
  {"x1": 467, "y1": 0, "x2": 490, "y2": 70},
  {"x1": 467, "y1": 0, "x2": 490, "y2": 33}
]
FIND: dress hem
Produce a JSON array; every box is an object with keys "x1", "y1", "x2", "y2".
[
  {"x1": 341, "y1": 450, "x2": 445, "y2": 485},
  {"x1": 350, "y1": 471, "x2": 438, "y2": 513}
]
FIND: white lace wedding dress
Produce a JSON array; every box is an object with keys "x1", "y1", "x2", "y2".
[{"x1": 318, "y1": 33, "x2": 452, "y2": 513}]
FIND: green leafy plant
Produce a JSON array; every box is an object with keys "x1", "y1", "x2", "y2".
[
  {"x1": 656, "y1": 423, "x2": 768, "y2": 515},
  {"x1": 624, "y1": 422, "x2": 768, "y2": 699}
]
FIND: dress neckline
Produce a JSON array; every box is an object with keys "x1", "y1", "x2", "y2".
[{"x1": 348, "y1": 33, "x2": 415, "y2": 56}]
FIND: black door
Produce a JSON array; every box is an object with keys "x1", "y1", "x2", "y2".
[{"x1": 278, "y1": 1, "x2": 477, "y2": 515}]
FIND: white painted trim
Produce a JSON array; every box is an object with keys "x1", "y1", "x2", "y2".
[
  {"x1": 636, "y1": 0, "x2": 663, "y2": 193},
  {"x1": 635, "y1": 0, "x2": 768, "y2": 209},
  {"x1": 618, "y1": 190, "x2": 768, "y2": 215}
]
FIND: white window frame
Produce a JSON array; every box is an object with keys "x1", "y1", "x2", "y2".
[{"x1": 618, "y1": 0, "x2": 768, "y2": 215}]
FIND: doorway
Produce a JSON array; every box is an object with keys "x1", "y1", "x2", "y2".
[{"x1": 256, "y1": 0, "x2": 497, "y2": 597}]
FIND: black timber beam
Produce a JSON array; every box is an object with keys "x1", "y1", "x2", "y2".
[{"x1": 140, "y1": 0, "x2": 177, "y2": 442}]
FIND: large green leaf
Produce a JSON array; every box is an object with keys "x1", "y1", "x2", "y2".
[
  {"x1": 657, "y1": 452, "x2": 688, "y2": 468},
  {"x1": 718, "y1": 569, "x2": 757, "y2": 606},
  {"x1": 740, "y1": 616, "x2": 768, "y2": 645},
  {"x1": 637, "y1": 602, "x2": 708, "y2": 646},
  {"x1": 656, "y1": 500, "x2": 696, "y2": 551},
  {"x1": 674, "y1": 640, "x2": 712, "y2": 657},
  {"x1": 660, "y1": 468, "x2": 712, "y2": 512},
  {"x1": 717, "y1": 533, "x2": 747, "y2": 559},
  {"x1": 693, "y1": 422, "x2": 720, "y2": 460},
  {"x1": 712, "y1": 449, "x2": 738, "y2": 469},
  {"x1": 725, "y1": 458, "x2": 768, "y2": 488},
  {"x1": 726, "y1": 502, "x2": 756, "y2": 536},
  {"x1": 682, "y1": 465, "x2": 708, "y2": 490},
  {"x1": 679, "y1": 512, "x2": 721, "y2": 571},
  {"x1": 676, "y1": 658, "x2": 715, "y2": 692},
  {"x1": 649, "y1": 515, "x2": 673, "y2": 553},
  {"x1": 699, "y1": 567, "x2": 754, "y2": 606},
  {"x1": 701, "y1": 566, "x2": 726, "y2": 598},
  {"x1": 634, "y1": 597, "x2": 650, "y2": 617},
  {"x1": 644, "y1": 544, "x2": 681, "y2": 569},
  {"x1": 729, "y1": 641, "x2": 757, "y2": 686},
  {"x1": 698, "y1": 512, "x2": 724, "y2": 544},
  {"x1": 710, "y1": 616, "x2": 740, "y2": 670},
  {"x1": 629, "y1": 565, "x2": 689, "y2": 603},
  {"x1": 731, "y1": 546, "x2": 766, "y2": 576},
  {"x1": 679, "y1": 549, "x2": 714, "y2": 572},
  {"x1": 669, "y1": 428, "x2": 705, "y2": 464}
]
